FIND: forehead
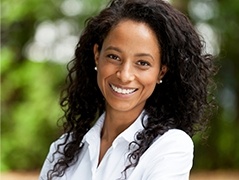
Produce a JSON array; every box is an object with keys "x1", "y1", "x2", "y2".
[
  {"x1": 107, "y1": 19, "x2": 157, "y2": 39},
  {"x1": 102, "y1": 19, "x2": 161, "y2": 53}
]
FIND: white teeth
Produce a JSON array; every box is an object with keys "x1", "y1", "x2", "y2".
[{"x1": 111, "y1": 84, "x2": 136, "y2": 94}]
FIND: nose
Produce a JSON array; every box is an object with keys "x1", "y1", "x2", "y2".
[{"x1": 116, "y1": 62, "x2": 135, "y2": 83}]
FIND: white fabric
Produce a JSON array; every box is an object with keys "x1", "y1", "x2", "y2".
[{"x1": 39, "y1": 112, "x2": 194, "y2": 180}]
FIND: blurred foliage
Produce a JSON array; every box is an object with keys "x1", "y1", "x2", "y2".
[
  {"x1": 1, "y1": 0, "x2": 239, "y2": 172},
  {"x1": 1, "y1": 56, "x2": 65, "y2": 170},
  {"x1": 192, "y1": 0, "x2": 239, "y2": 171}
]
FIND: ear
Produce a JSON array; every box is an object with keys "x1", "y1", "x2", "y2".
[
  {"x1": 157, "y1": 65, "x2": 168, "y2": 84},
  {"x1": 93, "y1": 44, "x2": 100, "y2": 66}
]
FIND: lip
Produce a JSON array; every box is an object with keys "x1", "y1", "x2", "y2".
[{"x1": 109, "y1": 83, "x2": 138, "y2": 95}]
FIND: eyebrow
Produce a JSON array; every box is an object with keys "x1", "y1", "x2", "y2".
[
  {"x1": 135, "y1": 53, "x2": 154, "y2": 61},
  {"x1": 105, "y1": 46, "x2": 122, "y2": 53},
  {"x1": 105, "y1": 46, "x2": 155, "y2": 61}
]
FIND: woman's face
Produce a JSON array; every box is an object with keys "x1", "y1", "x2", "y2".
[{"x1": 94, "y1": 20, "x2": 167, "y2": 113}]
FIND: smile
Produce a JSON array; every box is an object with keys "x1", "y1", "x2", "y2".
[{"x1": 110, "y1": 84, "x2": 137, "y2": 95}]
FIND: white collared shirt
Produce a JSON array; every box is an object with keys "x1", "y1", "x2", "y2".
[{"x1": 39, "y1": 112, "x2": 194, "y2": 180}]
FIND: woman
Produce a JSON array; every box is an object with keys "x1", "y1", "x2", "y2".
[{"x1": 39, "y1": 0, "x2": 215, "y2": 179}]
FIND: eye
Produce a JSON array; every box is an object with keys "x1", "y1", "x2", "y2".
[
  {"x1": 107, "y1": 54, "x2": 120, "y2": 61},
  {"x1": 136, "y1": 60, "x2": 151, "y2": 67}
]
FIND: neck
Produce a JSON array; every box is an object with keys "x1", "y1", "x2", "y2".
[{"x1": 101, "y1": 106, "x2": 143, "y2": 143}]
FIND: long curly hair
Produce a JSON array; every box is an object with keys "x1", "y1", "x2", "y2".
[{"x1": 47, "y1": 0, "x2": 216, "y2": 179}]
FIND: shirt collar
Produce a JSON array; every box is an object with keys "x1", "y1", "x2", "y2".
[
  {"x1": 117, "y1": 110, "x2": 146, "y2": 143},
  {"x1": 83, "y1": 110, "x2": 146, "y2": 145},
  {"x1": 83, "y1": 113, "x2": 105, "y2": 144}
]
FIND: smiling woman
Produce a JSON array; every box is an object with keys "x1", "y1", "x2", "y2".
[
  {"x1": 39, "y1": 0, "x2": 216, "y2": 180},
  {"x1": 93, "y1": 20, "x2": 166, "y2": 116}
]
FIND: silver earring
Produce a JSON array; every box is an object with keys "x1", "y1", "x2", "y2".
[
  {"x1": 94, "y1": 67, "x2": 97, "y2": 71},
  {"x1": 160, "y1": 80, "x2": 162, "y2": 83}
]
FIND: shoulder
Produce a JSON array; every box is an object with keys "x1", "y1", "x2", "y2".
[
  {"x1": 159, "y1": 129, "x2": 192, "y2": 140},
  {"x1": 39, "y1": 134, "x2": 71, "y2": 179},
  {"x1": 46, "y1": 133, "x2": 72, "y2": 160},
  {"x1": 154, "y1": 129, "x2": 194, "y2": 151},
  {"x1": 133, "y1": 129, "x2": 194, "y2": 179},
  {"x1": 140, "y1": 129, "x2": 194, "y2": 165}
]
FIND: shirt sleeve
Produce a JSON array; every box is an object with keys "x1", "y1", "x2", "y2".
[{"x1": 142, "y1": 129, "x2": 194, "y2": 180}]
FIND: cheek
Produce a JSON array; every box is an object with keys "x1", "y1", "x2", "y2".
[
  {"x1": 141, "y1": 72, "x2": 159, "y2": 93},
  {"x1": 142, "y1": 71, "x2": 159, "y2": 85},
  {"x1": 97, "y1": 64, "x2": 115, "y2": 89},
  {"x1": 98, "y1": 65, "x2": 113, "y2": 80},
  {"x1": 145, "y1": 80, "x2": 157, "y2": 93},
  {"x1": 97, "y1": 70, "x2": 105, "y2": 88}
]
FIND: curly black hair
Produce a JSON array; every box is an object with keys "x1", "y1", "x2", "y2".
[{"x1": 47, "y1": 0, "x2": 216, "y2": 179}]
